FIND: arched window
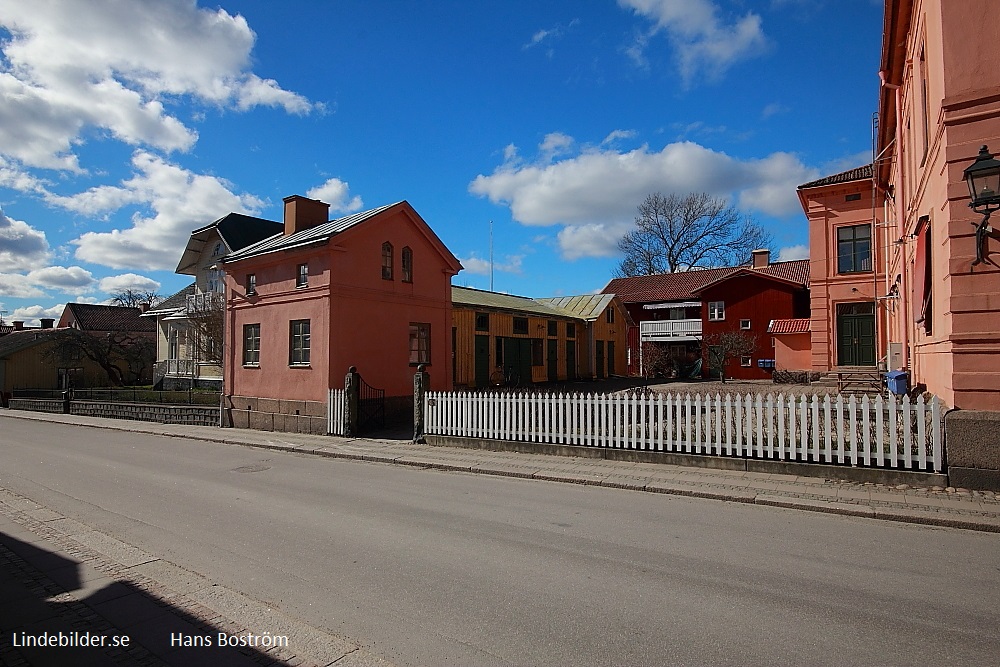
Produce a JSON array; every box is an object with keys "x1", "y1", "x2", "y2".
[
  {"x1": 381, "y1": 242, "x2": 393, "y2": 280},
  {"x1": 401, "y1": 246, "x2": 413, "y2": 282}
]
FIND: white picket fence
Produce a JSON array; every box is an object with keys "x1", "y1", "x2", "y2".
[
  {"x1": 424, "y1": 390, "x2": 943, "y2": 472},
  {"x1": 328, "y1": 388, "x2": 346, "y2": 436}
]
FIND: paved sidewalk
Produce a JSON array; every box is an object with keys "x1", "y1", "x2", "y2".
[{"x1": 2, "y1": 409, "x2": 999, "y2": 533}]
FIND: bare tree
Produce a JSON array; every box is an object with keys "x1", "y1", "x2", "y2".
[
  {"x1": 185, "y1": 295, "x2": 224, "y2": 367},
  {"x1": 110, "y1": 288, "x2": 162, "y2": 308},
  {"x1": 44, "y1": 328, "x2": 156, "y2": 386},
  {"x1": 616, "y1": 192, "x2": 772, "y2": 276},
  {"x1": 703, "y1": 330, "x2": 759, "y2": 384}
]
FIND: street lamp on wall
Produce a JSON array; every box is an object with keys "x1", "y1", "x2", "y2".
[{"x1": 963, "y1": 145, "x2": 1000, "y2": 266}]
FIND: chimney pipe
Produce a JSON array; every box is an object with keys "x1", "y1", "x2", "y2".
[
  {"x1": 13, "y1": 321, "x2": 23, "y2": 330},
  {"x1": 283, "y1": 195, "x2": 330, "y2": 236},
  {"x1": 40, "y1": 318, "x2": 54, "y2": 329},
  {"x1": 751, "y1": 248, "x2": 770, "y2": 269}
]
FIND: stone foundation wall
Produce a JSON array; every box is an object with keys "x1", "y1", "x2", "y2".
[
  {"x1": 70, "y1": 401, "x2": 219, "y2": 426},
  {"x1": 224, "y1": 395, "x2": 328, "y2": 436},
  {"x1": 945, "y1": 410, "x2": 1000, "y2": 490},
  {"x1": 8, "y1": 398, "x2": 64, "y2": 413}
]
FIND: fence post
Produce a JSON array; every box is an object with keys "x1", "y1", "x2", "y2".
[
  {"x1": 413, "y1": 364, "x2": 429, "y2": 443},
  {"x1": 344, "y1": 366, "x2": 360, "y2": 437},
  {"x1": 61, "y1": 390, "x2": 71, "y2": 414}
]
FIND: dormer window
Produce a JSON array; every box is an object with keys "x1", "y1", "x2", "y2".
[
  {"x1": 382, "y1": 242, "x2": 394, "y2": 280},
  {"x1": 212, "y1": 242, "x2": 224, "y2": 257}
]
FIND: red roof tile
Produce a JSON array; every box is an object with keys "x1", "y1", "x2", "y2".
[
  {"x1": 768, "y1": 318, "x2": 811, "y2": 334},
  {"x1": 59, "y1": 304, "x2": 156, "y2": 332},
  {"x1": 604, "y1": 260, "x2": 809, "y2": 304},
  {"x1": 798, "y1": 164, "x2": 872, "y2": 189}
]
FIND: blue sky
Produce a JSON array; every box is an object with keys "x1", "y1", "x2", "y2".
[{"x1": 0, "y1": 0, "x2": 883, "y2": 324}]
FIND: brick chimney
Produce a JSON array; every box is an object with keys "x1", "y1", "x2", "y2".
[
  {"x1": 283, "y1": 195, "x2": 330, "y2": 236},
  {"x1": 140, "y1": 302, "x2": 150, "y2": 313},
  {"x1": 39, "y1": 318, "x2": 54, "y2": 329},
  {"x1": 751, "y1": 249, "x2": 770, "y2": 269},
  {"x1": 13, "y1": 321, "x2": 23, "y2": 331}
]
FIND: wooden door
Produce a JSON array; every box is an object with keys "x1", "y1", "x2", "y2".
[{"x1": 474, "y1": 335, "x2": 490, "y2": 387}]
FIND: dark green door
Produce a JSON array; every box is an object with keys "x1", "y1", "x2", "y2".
[
  {"x1": 547, "y1": 339, "x2": 558, "y2": 382},
  {"x1": 837, "y1": 304, "x2": 876, "y2": 366},
  {"x1": 474, "y1": 335, "x2": 490, "y2": 388},
  {"x1": 502, "y1": 338, "x2": 532, "y2": 385},
  {"x1": 566, "y1": 341, "x2": 577, "y2": 381},
  {"x1": 607, "y1": 341, "x2": 615, "y2": 376},
  {"x1": 596, "y1": 341, "x2": 605, "y2": 379}
]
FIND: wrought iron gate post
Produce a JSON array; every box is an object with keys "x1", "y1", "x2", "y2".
[
  {"x1": 345, "y1": 366, "x2": 360, "y2": 437},
  {"x1": 413, "y1": 364, "x2": 429, "y2": 443}
]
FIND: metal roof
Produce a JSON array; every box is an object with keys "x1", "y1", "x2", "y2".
[
  {"x1": 223, "y1": 202, "x2": 401, "y2": 263},
  {"x1": 537, "y1": 294, "x2": 616, "y2": 321},
  {"x1": 142, "y1": 283, "x2": 196, "y2": 317},
  {"x1": 452, "y1": 286, "x2": 575, "y2": 319},
  {"x1": 175, "y1": 213, "x2": 284, "y2": 274}
]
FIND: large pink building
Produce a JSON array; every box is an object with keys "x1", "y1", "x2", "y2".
[
  {"x1": 221, "y1": 196, "x2": 461, "y2": 434},
  {"x1": 876, "y1": 0, "x2": 1000, "y2": 411}
]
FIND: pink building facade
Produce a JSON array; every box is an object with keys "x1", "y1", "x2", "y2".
[
  {"x1": 221, "y1": 196, "x2": 461, "y2": 434},
  {"x1": 798, "y1": 166, "x2": 890, "y2": 373},
  {"x1": 877, "y1": 0, "x2": 1000, "y2": 411}
]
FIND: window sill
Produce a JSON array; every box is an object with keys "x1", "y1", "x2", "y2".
[
  {"x1": 243, "y1": 363, "x2": 260, "y2": 368},
  {"x1": 408, "y1": 362, "x2": 431, "y2": 367},
  {"x1": 289, "y1": 363, "x2": 311, "y2": 368}
]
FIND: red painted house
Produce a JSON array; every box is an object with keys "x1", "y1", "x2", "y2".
[
  {"x1": 220, "y1": 195, "x2": 462, "y2": 434},
  {"x1": 691, "y1": 252, "x2": 811, "y2": 379},
  {"x1": 603, "y1": 252, "x2": 810, "y2": 379}
]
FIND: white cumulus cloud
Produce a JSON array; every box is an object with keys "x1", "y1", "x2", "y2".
[
  {"x1": 0, "y1": 0, "x2": 318, "y2": 170},
  {"x1": 98, "y1": 273, "x2": 161, "y2": 295},
  {"x1": 459, "y1": 254, "x2": 524, "y2": 276},
  {"x1": 777, "y1": 244, "x2": 809, "y2": 262},
  {"x1": 65, "y1": 151, "x2": 265, "y2": 271},
  {"x1": 28, "y1": 265, "x2": 96, "y2": 291},
  {"x1": 306, "y1": 178, "x2": 364, "y2": 213},
  {"x1": 0, "y1": 207, "x2": 50, "y2": 271},
  {"x1": 619, "y1": 0, "x2": 767, "y2": 82}
]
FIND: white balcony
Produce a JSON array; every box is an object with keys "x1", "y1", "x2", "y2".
[
  {"x1": 640, "y1": 319, "x2": 702, "y2": 341},
  {"x1": 186, "y1": 292, "x2": 223, "y2": 313}
]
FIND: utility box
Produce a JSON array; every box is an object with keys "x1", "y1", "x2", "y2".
[
  {"x1": 885, "y1": 370, "x2": 909, "y2": 396},
  {"x1": 888, "y1": 342, "x2": 903, "y2": 371}
]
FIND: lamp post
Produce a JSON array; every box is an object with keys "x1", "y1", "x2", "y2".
[{"x1": 963, "y1": 145, "x2": 1000, "y2": 266}]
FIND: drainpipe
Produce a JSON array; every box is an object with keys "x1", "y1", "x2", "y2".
[{"x1": 880, "y1": 70, "x2": 910, "y2": 370}]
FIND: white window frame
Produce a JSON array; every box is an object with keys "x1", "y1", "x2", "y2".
[
  {"x1": 708, "y1": 301, "x2": 725, "y2": 321},
  {"x1": 740, "y1": 356, "x2": 752, "y2": 367},
  {"x1": 740, "y1": 318, "x2": 751, "y2": 330}
]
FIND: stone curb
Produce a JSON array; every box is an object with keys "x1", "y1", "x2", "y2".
[{"x1": 5, "y1": 410, "x2": 1000, "y2": 534}]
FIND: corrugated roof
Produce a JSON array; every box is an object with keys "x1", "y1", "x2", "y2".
[
  {"x1": 537, "y1": 294, "x2": 615, "y2": 321},
  {"x1": 223, "y1": 202, "x2": 400, "y2": 263},
  {"x1": 452, "y1": 286, "x2": 574, "y2": 319},
  {"x1": 60, "y1": 304, "x2": 156, "y2": 332},
  {"x1": 798, "y1": 164, "x2": 873, "y2": 189},
  {"x1": 603, "y1": 260, "x2": 809, "y2": 304},
  {"x1": 768, "y1": 318, "x2": 811, "y2": 334}
]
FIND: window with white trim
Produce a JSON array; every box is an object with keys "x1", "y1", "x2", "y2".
[
  {"x1": 243, "y1": 324, "x2": 260, "y2": 365},
  {"x1": 740, "y1": 356, "x2": 752, "y2": 367},
  {"x1": 740, "y1": 319, "x2": 751, "y2": 330},
  {"x1": 708, "y1": 301, "x2": 725, "y2": 321},
  {"x1": 290, "y1": 320, "x2": 310, "y2": 365}
]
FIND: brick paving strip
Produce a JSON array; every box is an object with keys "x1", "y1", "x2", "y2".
[
  {"x1": 3, "y1": 410, "x2": 1000, "y2": 534},
  {"x1": 0, "y1": 485, "x2": 395, "y2": 667}
]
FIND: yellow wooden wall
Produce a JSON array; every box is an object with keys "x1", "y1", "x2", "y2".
[
  {"x1": 1, "y1": 343, "x2": 107, "y2": 392},
  {"x1": 453, "y1": 307, "x2": 580, "y2": 386}
]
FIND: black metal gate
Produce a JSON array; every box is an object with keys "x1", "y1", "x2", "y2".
[{"x1": 358, "y1": 375, "x2": 385, "y2": 434}]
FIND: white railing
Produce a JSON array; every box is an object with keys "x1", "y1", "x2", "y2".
[
  {"x1": 328, "y1": 388, "x2": 346, "y2": 435},
  {"x1": 424, "y1": 390, "x2": 943, "y2": 472},
  {"x1": 161, "y1": 359, "x2": 197, "y2": 376},
  {"x1": 640, "y1": 319, "x2": 702, "y2": 340},
  {"x1": 186, "y1": 292, "x2": 223, "y2": 313}
]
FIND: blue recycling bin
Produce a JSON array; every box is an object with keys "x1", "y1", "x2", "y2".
[{"x1": 885, "y1": 370, "x2": 909, "y2": 396}]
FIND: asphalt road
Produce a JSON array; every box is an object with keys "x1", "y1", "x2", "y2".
[{"x1": 2, "y1": 417, "x2": 999, "y2": 666}]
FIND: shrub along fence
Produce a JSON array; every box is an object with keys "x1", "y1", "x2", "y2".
[{"x1": 422, "y1": 389, "x2": 943, "y2": 473}]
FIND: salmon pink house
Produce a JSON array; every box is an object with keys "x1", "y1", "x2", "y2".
[{"x1": 220, "y1": 196, "x2": 462, "y2": 434}]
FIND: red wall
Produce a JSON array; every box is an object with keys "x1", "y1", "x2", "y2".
[
  {"x1": 699, "y1": 275, "x2": 805, "y2": 380},
  {"x1": 225, "y1": 206, "x2": 457, "y2": 404}
]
